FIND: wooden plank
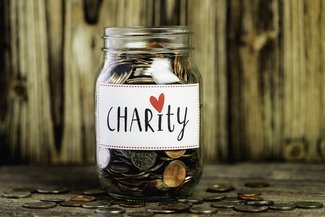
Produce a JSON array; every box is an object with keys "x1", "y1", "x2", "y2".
[
  {"x1": 0, "y1": 164, "x2": 324, "y2": 216},
  {"x1": 228, "y1": 0, "x2": 281, "y2": 160},
  {"x1": 188, "y1": 0, "x2": 228, "y2": 162}
]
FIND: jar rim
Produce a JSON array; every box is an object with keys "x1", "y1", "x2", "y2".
[{"x1": 104, "y1": 26, "x2": 193, "y2": 38}]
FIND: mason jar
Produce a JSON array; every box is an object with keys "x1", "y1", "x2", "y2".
[{"x1": 95, "y1": 27, "x2": 203, "y2": 201}]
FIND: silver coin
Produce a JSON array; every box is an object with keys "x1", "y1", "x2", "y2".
[
  {"x1": 22, "y1": 201, "x2": 57, "y2": 209},
  {"x1": 207, "y1": 184, "x2": 235, "y2": 193},
  {"x1": 211, "y1": 201, "x2": 240, "y2": 208},
  {"x1": 160, "y1": 202, "x2": 192, "y2": 211},
  {"x1": 36, "y1": 187, "x2": 69, "y2": 194},
  {"x1": 2, "y1": 191, "x2": 32, "y2": 198},
  {"x1": 146, "y1": 207, "x2": 175, "y2": 214},
  {"x1": 131, "y1": 151, "x2": 157, "y2": 171},
  {"x1": 296, "y1": 201, "x2": 323, "y2": 209},
  {"x1": 82, "y1": 201, "x2": 111, "y2": 209},
  {"x1": 246, "y1": 200, "x2": 274, "y2": 206},
  {"x1": 234, "y1": 204, "x2": 268, "y2": 212},
  {"x1": 203, "y1": 194, "x2": 227, "y2": 202},
  {"x1": 127, "y1": 211, "x2": 154, "y2": 217},
  {"x1": 177, "y1": 196, "x2": 203, "y2": 204},
  {"x1": 189, "y1": 206, "x2": 219, "y2": 214},
  {"x1": 95, "y1": 207, "x2": 125, "y2": 214},
  {"x1": 269, "y1": 203, "x2": 296, "y2": 211},
  {"x1": 97, "y1": 147, "x2": 110, "y2": 169}
]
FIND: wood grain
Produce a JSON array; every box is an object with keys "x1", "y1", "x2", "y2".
[{"x1": 0, "y1": 0, "x2": 324, "y2": 163}]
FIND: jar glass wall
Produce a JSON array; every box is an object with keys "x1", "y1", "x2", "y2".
[{"x1": 95, "y1": 27, "x2": 203, "y2": 202}]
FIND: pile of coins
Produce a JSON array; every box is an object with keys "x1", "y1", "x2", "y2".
[
  {"x1": 1, "y1": 183, "x2": 324, "y2": 216},
  {"x1": 99, "y1": 149, "x2": 202, "y2": 200}
]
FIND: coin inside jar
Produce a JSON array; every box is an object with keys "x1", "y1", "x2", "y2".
[
  {"x1": 164, "y1": 150, "x2": 186, "y2": 159},
  {"x1": 163, "y1": 160, "x2": 187, "y2": 188},
  {"x1": 131, "y1": 151, "x2": 157, "y2": 171}
]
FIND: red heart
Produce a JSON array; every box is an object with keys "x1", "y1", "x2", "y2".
[{"x1": 150, "y1": 93, "x2": 165, "y2": 113}]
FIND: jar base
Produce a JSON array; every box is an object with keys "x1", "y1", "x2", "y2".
[{"x1": 108, "y1": 192, "x2": 190, "y2": 202}]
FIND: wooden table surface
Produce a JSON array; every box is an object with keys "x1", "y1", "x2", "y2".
[{"x1": 0, "y1": 163, "x2": 324, "y2": 217}]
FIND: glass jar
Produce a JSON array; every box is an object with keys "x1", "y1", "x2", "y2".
[{"x1": 95, "y1": 27, "x2": 202, "y2": 202}]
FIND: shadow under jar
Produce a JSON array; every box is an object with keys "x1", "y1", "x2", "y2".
[{"x1": 95, "y1": 27, "x2": 203, "y2": 202}]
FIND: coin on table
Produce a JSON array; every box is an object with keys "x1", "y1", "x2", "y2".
[
  {"x1": 83, "y1": 188, "x2": 106, "y2": 196},
  {"x1": 177, "y1": 196, "x2": 203, "y2": 204},
  {"x1": 2, "y1": 191, "x2": 32, "y2": 198},
  {"x1": 207, "y1": 184, "x2": 235, "y2": 193},
  {"x1": 131, "y1": 151, "x2": 157, "y2": 171},
  {"x1": 40, "y1": 198, "x2": 65, "y2": 203},
  {"x1": 60, "y1": 201, "x2": 85, "y2": 207},
  {"x1": 118, "y1": 201, "x2": 146, "y2": 208},
  {"x1": 164, "y1": 150, "x2": 186, "y2": 159},
  {"x1": 146, "y1": 207, "x2": 175, "y2": 214},
  {"x1": 211, "y1": 201, "x2": 240, "y2": 208},
  {"x1": 127, "y1": 211, "x2": 155, "y2": 217},
  {"x1": 237, "y1": 192, "x2": 262, "y2": 197},
  {"x1": 238, "y1": 194, "x2": 264, "y2": 201},
  {"x1": 246, "y1": 200, "x2": 274, "y2": 206},
  {"x1": 233, "y1": 204, "x2": 268, "y2": 212},
  {"x1": 160, "y1": 202, "x2": 192, "y2": 211},
  {"x1": 244, "y1": 181, "x2": 270, "y2": 188},
  {"x1": 269, "y1": 203, "x2": 296, "y2": 211},
  {"x1": 22, "y1": 202, "x2": 57, "y2": 209},
  {"x1": 189, "y1": 206, "x2": 219, "y2": 214},
  {"x1": 95, "y1": 207, "x2": 126, "y2": 214},
  {"x1": 296, "y1": 201, "x2": 323, "y2": 209},
  {"x1": 70, "y1": 195, "x2": 96, "y2": 202},
  {"x1": 36, "y1": 187, "x2": 69, "y2": 194},
  {"x1": 82, "y1": 201, "x2": 111, "y2": 209},
  {"x1": 203, "y1": 194, "x2": 227, "y2": 202},
  {"x1": 163, "y1": 160, "x2": 186, "y2": 188}
]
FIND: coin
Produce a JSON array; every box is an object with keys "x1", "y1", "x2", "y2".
[
  {"x1": 211, "y1": 201, "x2": 240, "y2": 208},
  {"x1": 118, "y1": 201, "x2": 146, "y2": 208},
  {"x1": 146, "y1": 207, "x2": 175, "y2": 214},
  {"x1": 233, "y1": 204, "x2": 268, "y2": 212},
  {"x1": 189, "y1": 206, "x2": 219, "y2": 214},
  {"x1": 238, "y1": 194, "x2": 264, "y2": 201},
  {"x1": 60, "y1": 201, "x2": 85, "y2": 207},
  {"x1": 127, "y1": 211, "x2": 154, "y2": 217},
  {"x1": 131, "y1": 151, "x2": 157, "y2": 171},
  {"x1": 109, "y1": 63, "x2": 133, "y2": 84},
  {"x1": 244, "y1": 181, "x2": 270, "y2": 188},
  {"x1": 269, "y1": 203, "x2": 296, "y2": 211},
  {"x1": 70, "y1": 195, "x2": 96, "y2": 202},
  {"x1": 203, "y1": 194, "x2": 227, "y2": 202},
  {"x1": 164, "y1": 150, "x2": 186, "y2": 159},
  {"x1": 82, "y1": 201, "x2": 111, "y2": 209},
  {"x1": 177, "y1": 196, "x2": 203, "y2": 204},
  {"x1": 163, "y1": 160, "x2": 186, "y2": 188},
  {"x1": 36, "y1": 187, "x2": 69, "y2": 194},
  {"x1": 296, "y1": 201, "x2": 323, "y2": 209},
  {"x1": 245, "y1": 200, "x2": 274, "y2": 206},
  {"x1": 207, "y1": 184, "x2": 235, "y2": 193},
  {"x1": 224, "y1": 196, "x2": 244, "y2": 203},
  {"x1": 142, "y1": 179, "x2": 169, "y2": 196},
  {"x1": 237, "y1": 192, "x2": 262, "y2": 197},
  {"x1": 160, "y1": 202, "x2": 192, "y2": 211},
  {"x1": 22, "y1": 202, "x2": 57, "y2": 209},
  {"x1": 83, "y1": 188, "x2": 106, "y2": 196},
  {"x1": 40, "y1": 198, "x2": 65, "y2": 203},
  {"x1": 2, "y1": 191, "x2": 32, "y2": 198},
  {"x1": 95, "y1": 207, "x2": 126, "y2": 214}
]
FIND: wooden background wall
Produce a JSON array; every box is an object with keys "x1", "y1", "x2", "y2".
[{"x1": 0, "y1": 0, "x2": 324, "y2": 164}]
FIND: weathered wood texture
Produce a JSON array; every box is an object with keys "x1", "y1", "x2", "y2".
[
  {"x1": 0, "y1": 164, "x2": 324, "y2": 216},
  {"x1": 0, "y1": 0, "x2": 324, "y2": 163}
]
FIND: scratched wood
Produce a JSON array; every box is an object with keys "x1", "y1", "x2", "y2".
[
  {"x1": 0, "y1": 0, "x2": 324, "y2": 164},
  {"x1": 0, "y1": 164, "x2": 324, "y2": 216}
]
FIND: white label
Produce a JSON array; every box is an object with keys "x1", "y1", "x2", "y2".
[{"x1": 96, "y1": 83, "x2": 199, "y2": 150}]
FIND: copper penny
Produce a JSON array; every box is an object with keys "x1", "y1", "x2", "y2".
[
  {"x1": 164, "y1": 150, "x2": 186, "y2": 159},
  {"x1": 163, "y1": 160, "x2": 186, "y2": 188},
  {"x1": 70, "y1": 195, "x2": 96, "y2": 202}
]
